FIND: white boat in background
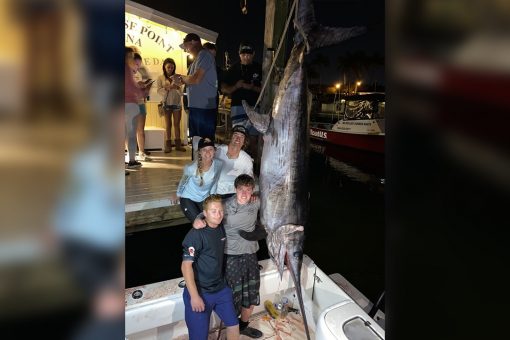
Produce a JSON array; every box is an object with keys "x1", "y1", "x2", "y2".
[
  {"x1": 125, "y1": 255, "x2": 385, "y2": 339},
  {"x1": 310, "y1": 93, "x2": 385, "y2": 154},
  {"x1": 310, "y1": 119, "x2": 385, "y2": 154}
]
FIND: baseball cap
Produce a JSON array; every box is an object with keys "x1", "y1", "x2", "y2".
[
  {"x1": 239, "y1": 43, "x2": 254, "y2": 54},
  {"x1": 197, "y1": 137, "x2": 215, "y2": 150},
  {"x1": 179, "y1": 33, "x2": 200, "y2": 50},
  {"x1": 203, "y1": 42, "x2": 216, "y2": 51},
  {"x1": 231, "y1": 125, "x2": 247, "y2": 137}
]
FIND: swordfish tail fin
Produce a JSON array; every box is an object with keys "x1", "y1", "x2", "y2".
[
  {"x1": 266, "y1": 224, "x2": 310, "y2": 340},
  {"x1": 293, "y1": 0, "x2": 366, "y2": 51}
]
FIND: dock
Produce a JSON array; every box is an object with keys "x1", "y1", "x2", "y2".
[{"x1": 125, "y1": 118, "x2": 231, "y2": 234}]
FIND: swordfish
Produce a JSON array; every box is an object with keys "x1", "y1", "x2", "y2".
[{"x1": 243, "y1": 0, "x2": 365, "y2": 338}]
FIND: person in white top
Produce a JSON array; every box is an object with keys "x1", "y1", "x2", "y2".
[{"x1": 213, "y1": 125, "x2": 254, "y2": 198}]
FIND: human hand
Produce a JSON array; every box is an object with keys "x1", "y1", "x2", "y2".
[
  {"x1": 192, "y1": 218, "x2": 207, "y2": 229},
  {"x1": 235, "y1": 79, "x2": 245, "y2": 89},
  {"x1": 244, "y1": 81, "x2": 253, "y2": 90},
  {"x1": 250, "y1": 194, "x2": 258, "y2": 203},
  {"x1": 239, "y1": 224, "x2": 267, "y2": 241},
  {"x1": 190, "y1": 295, "x2": 205, "y2": 312},
  {"x1": 170, "y1": 74, "x2": 183, "y2": 85},
  {"x1": 169, "y1": 193, "x2": 179, "y2": 204}
]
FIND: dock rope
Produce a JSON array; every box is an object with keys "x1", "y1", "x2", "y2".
[{"x1": 254, "y1": 0, "x2": 298, "y2": 108}]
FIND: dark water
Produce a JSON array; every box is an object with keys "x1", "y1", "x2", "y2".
[{"x1": 126, "y1": 141, "x2": 384, "y2": 305}]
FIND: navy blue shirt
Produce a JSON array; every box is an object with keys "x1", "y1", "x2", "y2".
[
  {"x1": 182, "y1": 224, "x2": 227, "y2": 293},
  {"x1": 223, "y1": 62, "x2": 262, "y2": 106}
]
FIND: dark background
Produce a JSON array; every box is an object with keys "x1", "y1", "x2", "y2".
[{"x1": 134, "y1": 0, "x2": 385, "y2": 86}]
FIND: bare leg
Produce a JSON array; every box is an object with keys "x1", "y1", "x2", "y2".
[
  {"x1": 164, "y1": 110, "x2": 172, "y2": 152},
  {"x1": 240, "y1": 305, "x2": 255, "y2": 322},
  {"x1": 225, "y1": 325, "x2": 240, "y2": 340},
  {"x1": 172, "y1": 109, "x2": 186, "y2": 151},
  {"x1": 136, "y1": 113, "x2": 146, "y2": 154}
]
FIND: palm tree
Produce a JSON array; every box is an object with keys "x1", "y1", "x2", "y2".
[
  {"x1": 336, "y1": 51, "x2": 369, "y2": 93},
  {"x1": 368, "y1": 52, "x2": 384, "y2": 91},
  {"x1": 306, "y1": 53, "x2": 330, "y2": 92}
]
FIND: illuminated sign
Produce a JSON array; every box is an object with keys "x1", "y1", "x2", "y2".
[
  {"x1": 310, "y1": 129, "x2": 327, "y2": 139},
  {"x1": 125, "y1": 14, "x2": 183, "y2": 53}
]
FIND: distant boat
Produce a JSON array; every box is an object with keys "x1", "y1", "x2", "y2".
[{"x1": 310, "y1": 93, "x2": 385, "y2": 154}]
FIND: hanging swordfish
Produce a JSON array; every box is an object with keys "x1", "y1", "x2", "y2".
[{"x1": 243, "y1": 0, "x2": 365, "y2": 338}]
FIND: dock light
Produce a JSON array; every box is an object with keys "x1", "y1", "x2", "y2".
[{"x1": 355, "y1": 81, "x2": 362, "y2": 93}]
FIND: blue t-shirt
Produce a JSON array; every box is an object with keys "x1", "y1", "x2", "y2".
[
  {"x1": 188, "y1": 49, "x2": 218, "y2": 109},
  {"x1": 177, "y1": 159, "x2": 223, "y2": 202}
]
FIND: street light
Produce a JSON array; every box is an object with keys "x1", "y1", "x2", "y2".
[
  {"x1": 355, "y1": 81, "x2": 361, "y2": 93},
  {"x1": 334, "y1": 83, "x2": 342, "y2": 119}
]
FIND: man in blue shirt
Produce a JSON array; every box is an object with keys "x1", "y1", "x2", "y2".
[{"x1": 173, "y1": 33, "x2": 218, "y2": 153}]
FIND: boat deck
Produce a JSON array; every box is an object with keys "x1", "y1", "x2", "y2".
[
  {"x1": 126, "y1": 279, "x2": 313, "y2": 340},
  {"x1": 188, "y1": 311, "x2": 313, "y2": 340}
]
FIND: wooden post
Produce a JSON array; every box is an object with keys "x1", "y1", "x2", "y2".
[{"x1": 255, "y1": 0, "x2": 290, "y2": 174}]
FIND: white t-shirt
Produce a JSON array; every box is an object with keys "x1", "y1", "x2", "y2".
[{"x1": 213, "y1": 144, "x2": 253, "y2": 195}]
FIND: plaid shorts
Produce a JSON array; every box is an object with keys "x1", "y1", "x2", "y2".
[{"x1": 225, "y1": 253, "x2": 260, "y2": 315}]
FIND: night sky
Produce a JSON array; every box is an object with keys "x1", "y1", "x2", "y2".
[{"x1": 132, "y1": 0, "x2": 385, "y2": 86}]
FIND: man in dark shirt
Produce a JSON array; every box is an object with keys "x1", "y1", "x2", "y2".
[
  {"x1": 181, "y1": 194, "x2": 240, "y2": 340},
  {"x1": 222, "y1": 42, "x2": 262, "y2": 157}
]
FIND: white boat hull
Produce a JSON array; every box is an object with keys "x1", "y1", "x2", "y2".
[{"x1": 125, "y1": 255, "x2": 384, "y2": 339}]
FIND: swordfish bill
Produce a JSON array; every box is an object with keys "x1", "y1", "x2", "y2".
[{"x1": 243, "y1": 0, "x2": 366, "y2": 339}]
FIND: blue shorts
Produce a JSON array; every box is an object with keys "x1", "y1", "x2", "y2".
[
  {"x1": 189, "y1": 107, "x2": 217, "y2": 140},
  {"x1": 231, "y1": 105, "x2": 259, "y2": 136},
  {"x1": 138, "y1": 103, "x2": 147, "y2": 116},
  {"x1": 183, "y1": 286, "x2": 238, "y2": 339}
]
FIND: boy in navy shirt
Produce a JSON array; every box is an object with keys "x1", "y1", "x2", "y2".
[{"x1": 181, "y1": 194, "x2": 240, "y2": 339}]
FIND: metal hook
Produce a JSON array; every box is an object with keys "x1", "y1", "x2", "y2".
[{"x1": 241, "y1": 0, "x2": 248, "y2": 14}]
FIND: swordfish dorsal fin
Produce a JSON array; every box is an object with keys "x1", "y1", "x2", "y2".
[
  {"x1": 242, "y1": 100, "x2": 271, "y2": 134},
  {"x1": 293, "y1": 0, "x2": 366, "y2": 53}
]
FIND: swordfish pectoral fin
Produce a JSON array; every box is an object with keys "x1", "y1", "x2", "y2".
[{"x1": 242, "y1": 100, "x2": 271, "y2": 134}]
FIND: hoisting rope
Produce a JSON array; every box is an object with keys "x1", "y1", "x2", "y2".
[{"x1": 254, "y1": 0, "x2": 298, "y2": 108}]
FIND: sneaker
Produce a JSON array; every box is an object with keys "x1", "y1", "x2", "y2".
[
  {"x1": 126, "y1": 160, "x2": 142, "y2": 169},
  {"x1": 240, "y1": 327, "x2": 263, "y2": 338},
  {"x1": 136, "y1": 153, "x2": 152, "y2": 162}
]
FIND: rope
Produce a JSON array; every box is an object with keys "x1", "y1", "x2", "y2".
[{"x1": 254, "y1": 0, "x2": 298, "y2": 108}]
